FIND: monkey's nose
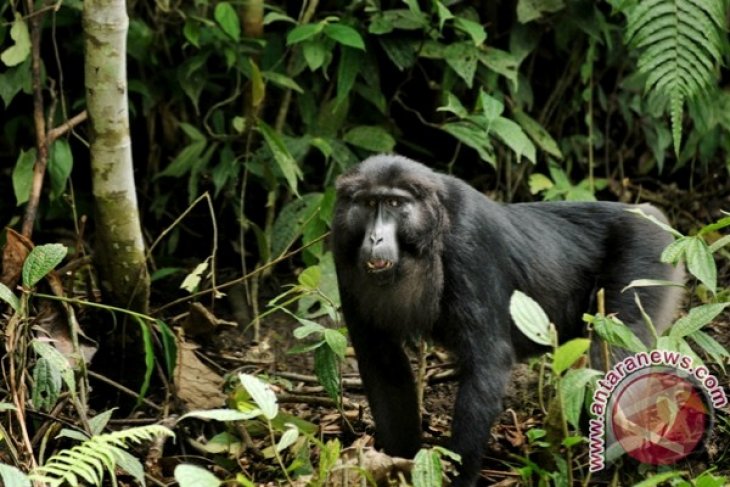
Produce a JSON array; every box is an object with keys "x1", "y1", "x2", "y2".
[{"x1": 370, "y1": 234, "x2": 383, "y2": 245}]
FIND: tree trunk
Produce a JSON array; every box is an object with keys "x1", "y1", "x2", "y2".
[{"x1": 83, "y1": 0, "x2": 149, "y2": 312}]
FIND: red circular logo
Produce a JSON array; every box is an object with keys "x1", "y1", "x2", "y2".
[{"x1": 610, "y1": 369, "x2": 709, "y2": 465}]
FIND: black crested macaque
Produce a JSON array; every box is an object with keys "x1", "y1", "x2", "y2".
[{"x1": 331, "y1": 155, "x2": 683, "y2": 486}]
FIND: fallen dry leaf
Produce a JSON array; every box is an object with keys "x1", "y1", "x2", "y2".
[{"x1": 174, "y1": 342, "x2": 226, "y2": 410}]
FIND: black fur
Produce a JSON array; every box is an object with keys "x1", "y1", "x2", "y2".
[{"x1": 332, "y1": 155, "x2": 682, "y2": 486}]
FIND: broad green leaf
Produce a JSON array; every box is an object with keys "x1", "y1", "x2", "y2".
[
  {"x1": 444, "y1": 42, "x2": 478, "y2": 87},
  {"x1": 23, "y1": 244, "x2": 67, "y2": 288},
  {"x1": 690, "y1": 330, "x2": 729, "y2": 373},
  {"x1": 174, "y1": 465, "x2": 222, "y2": 487},
  {"x1": 528, "y1": 173, "x2": 553, "y2": 194},
  {"x1": 509, "y1": 290, "x2": 553, "y2": 346},
  {"x1": 314, "y1": 346, "x2": 340, "y2": 403},
  {"x1": 287, "y1": 23, "x2": 323, "y2": 44},
  {"x1": 437, "y1": 92, "x2": 468, "y2": 118},
  {"x1": 111, "y1": 446, "x2": 145, "y2": 486},
  {"x1": 263, "y1": 12, "x2": 296, "y2": 25},
  {"x1": 32, "y1": 358, "x2": 61, "y2": 412},
  {"x1": 323, "y1": 24, "x2": 365, "y2": 50},
  {"x1": 591, "y1": 315, "x2": 646, "y2": 353},
  {"x1": 180, "y1": 261, "x2": 209, "y2": 293},
  {"x1": 0, "y1": 59, "x2": 32, "y2": 108},
  {"x1": 48, "y1": 139, "x2": 73, "y2": 200},
  {"x1": 660, "y1": 237, "x2": 689, "y2": 264},
  {"x1": 240, "y1": 374, "x2": 278, "y2": 419},
  {"x1": 0, "y1": 464, "x2": 31, "y2": 487},
  {"x1": 560, "y1": 368, "x2": 602, "y2": 429},
  {"x1": 669, "y1": 303, "x2": 729, "y2": 338},
  {"x1": 513, "y1": 111, "x2": 563, "y2": 158},
  {"x1": 258, "y1": 121, "x2": 302, "y2": 195},
  {"x1": 214, "y1": 2, "x2": 240, "y2": 41},
  {"x1": 517, "y1": 0, "x2": 566, "y2": 24},
  {"x1": 454, "y1": 17, "x2": 487, "y2": 46},
  {"x1": 1, "y1": 15, "x2": 31, "y2": 67},
  {"x1": 441, "y1": 122, "x2": 495, "y2": 166},
  {"x1": 271, "y1": 193, "x2": 322, "y2": 258},
  {"x1": 685, "y1": 237, "x2": 716, "y2": 293},
  {"x1": 336, "y1": 46, "x2": 362, "y2": 106},
  {"x1": 179, "y1": 408, "x2": 263, "y2": 422},
  {"x1": 292, "y1": 319, "x2": 326, "y2": 339},
  {"x1": 324, "y1": 329, "x2": 347, "y2": 358},
  {"x1": 32, "y1": 340, "x2": 75, "y2": 392},
  {"x1": 477, "y1": 48, "x2": 519, "y2": 88},
  {"x1": 491, "y1": 117, "x2": 536, "y2": 163},
  {"x1": 158, "y1": 141, "x2": 207, "y2": 178},
  {"x1": 343, "y1": 125, "x2": 396, "y2": 152},
  {"x1": 298, "y1": 265, "x2": 321, "y2": 289},
  {"x1": 302, "y1": 39, "x2": 327, "y2": 71},
  {"x1": 698, "y1": 216, "x2": 730, "y2": 235},
  {"x1": 708, "y1": 234, "x2": 730, "y2": 253},
  {"x1": 88, "y1": 409, "x2": 116, "y2": 435},
  {"x1": 479, "y1": 91, "x2": 505, "y2": 122},
  {"x1": 630, "y1": 471, "x2": 685, "y2": 487},
  {"x1": 552, "y1": 338, "x2": 590, "y2": 376},
  {"x1": 262, "y1": 71, "x2": 303, "y2": 93},
  {"x1": 0, "y1": 282, "x2": 19, "y2": 312},
  {"x1": 412, "y1": 449, "x2": 442, "y2": 487},
  {"x1": 12, "y1": 148, "x2": 35, "y2": 206},
  {"x1": 434, "y1": 1, "x2": 454, "y2": 30},
  {"x1": 276, "y1": 424, "x2": 299, "y2": 452},
  {"x1": 378, "y1": 37, "x2": 417, "y2": 70}
]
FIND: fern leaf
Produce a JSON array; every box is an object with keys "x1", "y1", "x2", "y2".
[
  {"x1": 30, "y1": 425, "x2": 174, "y2": 487},
  {"x1": 625, "y1": 0, "x2": 724, "y2": 154}
]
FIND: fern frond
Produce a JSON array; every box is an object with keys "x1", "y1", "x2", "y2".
[
  {"x1": 29, "y1": 425, "x2": 174, "y2": 487},
  {"x1": 625, "y1": 0, "x2": 725, "y2": 154}
]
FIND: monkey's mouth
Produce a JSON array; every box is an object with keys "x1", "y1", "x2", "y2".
[{"x1": 366, "y1": 259, "x2": 394, "y2": 272}]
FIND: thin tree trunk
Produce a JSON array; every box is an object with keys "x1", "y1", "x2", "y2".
[{"x1": 83, "y1": 0, "x2": 149, "y2": 312}]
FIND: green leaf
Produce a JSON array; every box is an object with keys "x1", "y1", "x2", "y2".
[
  {"x1": 287, "y1": 23, "x2": 323, "y2": 45},
  {"x1": 22, "y1": 244, "x2": 67, "y2": 288},
  {"x1": 510, "y1": 291, "x2": 553, "y2": 346},
  {"x1": 622, "y1": 278, "x2": 685, "y2": 291},
  {"x1": 239, "y1": 374, "x2": 278, "y2": 420},
  {"x1": 670, "y1": 303, "x2": 729, "y2": 338},
  {"x1": 560, "y1": 368, "x2": 602, "y2": 429},
  {"x1": 0, "y1": 464, "x2": 31, "y2": 487},
  {"x1": 625, "y1": 207, "x2": 684, "y2": 238},
  {"x1": 517, "y1": 0, "x2": 566, "y2": 24},
  {"x1": 314, "y1": 346, "x2": 340, "y2": 403},
  {"x1": 552, "y1": 338, "x2": 590, "y2": 376},
  {"x1": 302, "y1": 39, "x2": 328, "y2": 71},
  {"x1": 156, "y1": 319, "x2": 178, "y2": 378},
  {"x1": 630, "y1": 471, "x2": 685, "y2": 487},
  {"x1": 174, "y1": 465, "x2": 222, "y2": 487},
  {"x1": 49, "y1": 139, "x2": 74, "y2": 200},
  {"x1": 32, "y1": 358, "x2": 61, "y2": 412},
  {"x1": 528, "y1": 173, "x2": 553, "y2": 195},
  {"x1": 0, "y1": 282, "x2": 19, "y2": 312},
  {"x1": 478, "y1": 48, "x2": 519, "y2": 88},
  {"x1": 275, "y1": 424, "x2": 299, "y2": 452},
  {"x1": 292, "y1": 319, "x2": 326, "y2": 339},
  {"x1": 179, "y1": 408, "x2": 263, "y2": 422},
  {"x1": 478, "y1": 91, "x2": 505, "y2": 122},
  {"x1": 491, "y1": 117, "x2": 537, "y2": 163},
  {"x1": 111, "y1": 446, "x2": 145, "y2": 486},
  {"x1": 0, "y1": 59, "x2": 31, "y2": 108},
  {"x1": 271, "y1": 193, "x2": 322, "y2": 258},
  {"x1": 660, "y1": 237, "x2": 689, "y2": 264},
  {"x1": 323, "y1": 24, "x2": 365, "y2": 50},
  {"x1": 89, "y1": 409, "x2": 116, "y2": 436},
  {"x1": 708, "y1": 234, "x2": 730, "y2": 254},
  {"x1": 454, "y1": 17, "x2": 487, "y2": 46},
  {"x1": 1, "y1": 15, "x2": 31, "y2": 67},
  {"x1": 690, "y1": 330, "x2": 729, "y2": 374},
  {"x1": 412, "y1": 449, "x2": 442, "y2": 487},
  {"x1": 343, "y1": 125, "x2": 396, "y2": 152},
  {"x1": 513, "y1": 111, "x2": 563, "y2": 158},
  {"x1": 437, "y1": 92, "x2": 468, "y2": 118},
  {"x1": 12, "y1": 148, "x2": 35, "y2": 206},
  {"x1": 214, "y1": 2, "x2": 241, "y2": 41},
  {"x1": 324, "y1": 329, "x2": 347, "y2": 359},
  {"x1": 32, "y1": 340, "x2": 75, "y2": 392},
  {"x1": 262, "y1": 71, "x2": 304, "y2": 93},
  {"x1": 442, "y1": 122, "x2": 495, "y2": 166},
  {"x1": 685, "y1": 237, "x2": 716, "y2": 294},
  {"x1": 135, "y1": 317, "x2": 154, "y2": 406},
  {"x1": 444, "y1": 42, "x2": 478, "y2": 87},
  {"x1": 591, "y1": 315, "x2": 647, "y2": 353},
  {"x1": 434, "y1": 1, "x2": 454, "y2": 31},
  {"x1": 298, "y1": 265, "x2": 321, "y2": 289},
  {"x1": 257, "y1": 120, "x2": 302, "y2": 195},
  {"x1": 158, "y1": 141, "x2": 207, "y2": 178},
  {"x1": 698, "y1": 216, "x2": 730, "y2": 235},
  {"x1": 336, "y1": 46, "x2": 362, "y2": 107}
]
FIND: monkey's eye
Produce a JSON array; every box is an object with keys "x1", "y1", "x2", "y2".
[
  {"x1": 388, "y1": 199, "x2": 400, "y2": 207},
  {"x1": 367, "y1": 199, "x2": 377, "y2": 207}
]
